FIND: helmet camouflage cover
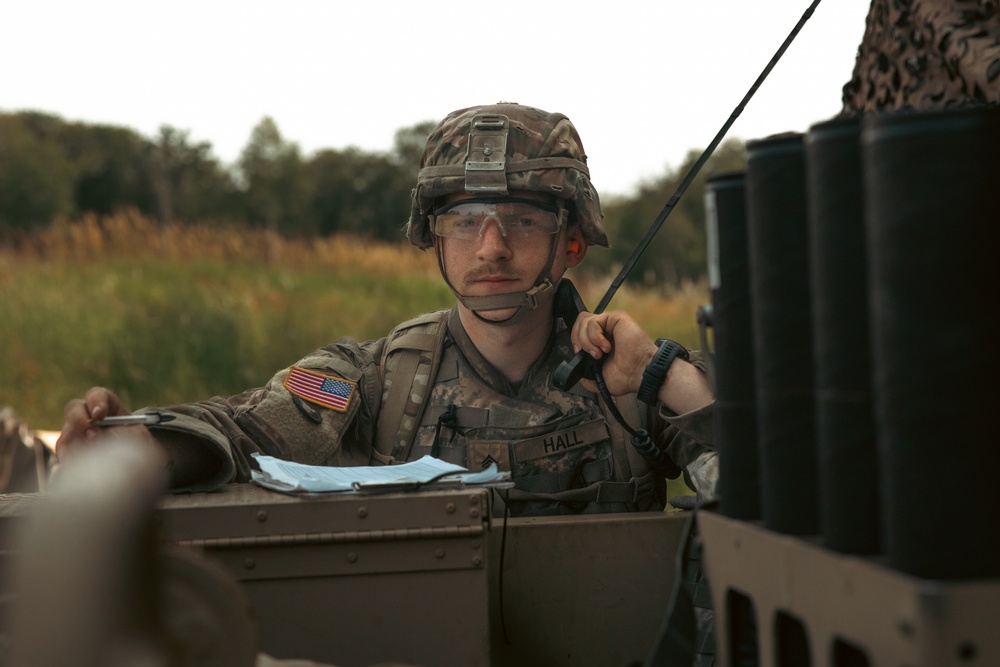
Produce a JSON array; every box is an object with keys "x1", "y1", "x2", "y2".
[{"x1": 407, "y1": 103, "x2": 608, "y2": 249}]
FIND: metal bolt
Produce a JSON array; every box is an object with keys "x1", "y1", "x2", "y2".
[
  {"x1": 898, "y1": 619, "x2": 914, "y2": 637},
  {"x1": 347, "y1": 552, "x2": 358, "y2": 563},
  {"x1": 469, "y1": 495, "x2": 479, "y2": 506},
  {"x1": 445, "y1": 502, "x2": 456, "y2": 514},
  {"x1": 470, "y1": 540, "x2": 480, "y2": 550},
  {"x1": 244, "y1": 558, "x2": 256, "y2": 570},
  {"x1": 434, "y1": 548, "x2": 445, "y2": 559},
  {"x1": 469, "y1": 508, "x2": 480, "y2": 519},
  {"x1": 482, "y1": 145, "x2": 493, "y2": 156},
  {"x1": 357, "y1": 507, "x2": 368, "y2": 518},
  {"x1": 256, "y1": 510, "x2": 268, "y2": 522},
  {"x1": 471, "y1": 556, "x2": 483, "y2": 568}
]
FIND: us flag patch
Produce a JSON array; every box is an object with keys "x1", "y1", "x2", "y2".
[{"x1": 284, "y1": 367, "x2": 356, "y2": 412}]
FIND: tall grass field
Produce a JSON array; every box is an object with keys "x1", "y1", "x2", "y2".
[{"x1": 1, "y1": 212, "x2": 710, "y2": 430}]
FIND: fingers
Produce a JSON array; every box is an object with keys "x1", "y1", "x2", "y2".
[
  {"x1": 570, "y1": 311, "x2": 658, "y2": 397},
  {"x1": 56, "y1": 387, "x2": 131, "y2": 460},
  {"x1": 572, "y1": 312, "x2": 615, "y2": 359},
  {"x1": 572, "y1": 311, "x2": 648, "y2": 360},
  {"x1": 58, "y1": 398, "x2": 96, "y2": 452},
  {"x1": 83, "y1": 386, "x2": 130, "y2": 420}
]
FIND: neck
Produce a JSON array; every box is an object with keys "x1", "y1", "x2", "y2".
[{"x1": 458, "y1": 302, "x2": 554, "y2": 384}]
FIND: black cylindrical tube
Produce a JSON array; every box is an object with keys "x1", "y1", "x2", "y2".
[
  {"x1": 746, "y1": 133, "x2": 819, "y2": 536},
  {"x1": 864, "y1": 106, "x2": 1000, "y2": 579},
  {"x1": 806, "y1": 116, "x2": 881, "y2": 555},
  {"x1": 705, "y1": 171, "x2": 761, "y2": 520}
]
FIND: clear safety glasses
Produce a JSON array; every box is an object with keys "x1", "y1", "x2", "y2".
[{"x1": 430, "y1": 198, "x2": 563, "y2": 241}]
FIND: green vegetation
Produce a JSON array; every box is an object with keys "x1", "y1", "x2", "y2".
[
  {"x1": 0, "y1": 216, "x2": 709, "y2": 429},
  {"x1": 1, "y1": 110, "x2": 746, "y2": 288},
  {"x1": 1, "y1": 110, "x2": 731, "y2": 432},
  {"x1": 596, "y1": 140, "x2": 748, "y2": 287}
]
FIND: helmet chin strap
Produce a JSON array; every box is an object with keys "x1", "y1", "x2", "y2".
[{"x1": 435, "y1": 233, "x2": 561, "y2": 327}]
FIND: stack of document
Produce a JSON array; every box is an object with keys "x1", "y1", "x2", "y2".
[{"x1": 251, "y1": 454, "x2": 511, "y2": 495}]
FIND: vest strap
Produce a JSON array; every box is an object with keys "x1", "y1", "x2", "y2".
[{"x1": 373, "y1": 311, "x2": 450, "y2": 464}]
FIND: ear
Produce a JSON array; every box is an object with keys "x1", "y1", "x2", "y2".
[{"x1": 565, "y1": 227, "x2": 588, "y2": 268}]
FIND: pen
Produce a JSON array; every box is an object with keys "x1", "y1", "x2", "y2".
[{"x1": 93, "y1": 412, "x2": 176, "y2": 427}]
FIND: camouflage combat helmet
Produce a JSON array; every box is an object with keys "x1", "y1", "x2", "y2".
[
  {"x1": 406, "y1": 103, "x2": 608, "y2": 326},
  {"x1": 407, "y1": 103, "x2": 608, "y2": 249}
]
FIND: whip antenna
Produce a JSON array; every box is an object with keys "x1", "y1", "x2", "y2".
[{"x1": 555, "y1": 0, "x2": 823, "y2": 390}]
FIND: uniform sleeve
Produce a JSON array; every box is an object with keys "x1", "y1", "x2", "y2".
[
  {"x1": 147, "y1": 336, "x2": 387, "y2": 492},
  {"x1": 649, "y1": 350, "x2": 718, "y2": 498}
]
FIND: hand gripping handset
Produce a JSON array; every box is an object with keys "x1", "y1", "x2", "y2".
[{"x1": 552, "y1": 280, "x2": 597, "y2": 389}]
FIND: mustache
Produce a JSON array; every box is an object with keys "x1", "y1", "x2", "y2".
[{"x1": 463, "y1": 265, "x2": 518, "y2": 282}]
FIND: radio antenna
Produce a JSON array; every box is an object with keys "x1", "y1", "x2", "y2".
[{"x1": 555, "y1": 0, "x2": 824, "y2": 389}]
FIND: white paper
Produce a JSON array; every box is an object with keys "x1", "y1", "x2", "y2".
[{"x1": 250, "y1": 453, "x2": 509, "y2": 494}]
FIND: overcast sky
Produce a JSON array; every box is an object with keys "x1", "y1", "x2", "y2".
[{"x1": 2, "y1": 0, "x2": 872, "y2": 196}]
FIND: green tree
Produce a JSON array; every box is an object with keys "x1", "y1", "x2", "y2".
[
  {"x1": 60, "y1": 121, "x2": 158, "y2": 217},
  {"x1": 11, "y1": 111, "x2": 162, "y2": 219},
  {"x1": 391, "y1": 120, "x2": 437, "y2": 173},
  {"x1": 303, "y1": 120, "x2": 435, "y2": 241},
  {"x1": 305, "y1": 147, "x2": 412, "y2": 240},
  {"x1": 144, "y1": 125, "x2": 238, "y2": 224},
  {"x1": 0, "y1": 114, "x2": 75, "y2": 231},
  {"x1": 237, "y1": 117, "x2": 310, "y2": 233},
  {"x1": 597, "y1": 138, "x2": 748, "y2": 288}
]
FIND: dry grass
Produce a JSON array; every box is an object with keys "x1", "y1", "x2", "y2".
[
  {"x1": 1, "y1": 213, "x2": 709, "y2": 428},
  {"x1": 3, "y1": 209, "x2": 440, "y2": 276}
]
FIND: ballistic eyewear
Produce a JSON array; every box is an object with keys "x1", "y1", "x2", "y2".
[{"x1": 430, "y1": 197, "x2": 563, "y2": 241}]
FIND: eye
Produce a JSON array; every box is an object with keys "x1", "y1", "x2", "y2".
[
  {"x1": 506, "y1": 208, "x2": 557, "y2": 235},
  {"x1": 439, "y1": 214, "x2": 479, "y2": 233}
]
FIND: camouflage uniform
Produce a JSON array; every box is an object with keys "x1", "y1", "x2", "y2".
[
  {"x1": 141, "y1": 103, "x2": 716, "y2": 515},
  {"x1": 149, "y1": 304, "x2": 714, "y2": 515}
]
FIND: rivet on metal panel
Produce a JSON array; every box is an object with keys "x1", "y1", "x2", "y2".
[
  {"x1": 445, "y1": 502, "x2": 456, "y2": 514},
  {"x1": 956, "y1": 641, "x2": 977, "y2": 662},
  {"x1": 244, "y1": 558, "x2": 256, "y2": 570},
  {"x1": 347, "y1": 552, "x2": 358, "y2": 563},
  {"x1": 897, "y1": 619, "x2": 914, "y2": 637},
  {"x1": 469, "y1": 495, "x2": 480, "y2": 506},
  {"x1": 469, "y1": 508, "x2": 480, "y2": 519},
  {"x1": 434, "y1": 548, "x2": 446, "y2": 559},
  {"x1": 471, "y1": 556, "x2": 483, "y2": 568},
  {"x1": 470, "y1": 540, "x2": 481, "y2": 550},
  {"x1": 357, "y1": 507, "x2": 368, "y2": 518},
  {"x1": 256, "y1": 510, "x2": 268, "y2": 522}
]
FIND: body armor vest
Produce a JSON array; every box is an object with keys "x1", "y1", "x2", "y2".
[{"x1": 373, "y1": 310, "x2": 666, "y2": 516}]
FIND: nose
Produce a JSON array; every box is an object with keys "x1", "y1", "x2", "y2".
[{"x1": 476, "y1": 218, "x2": 512, "y2": 260}]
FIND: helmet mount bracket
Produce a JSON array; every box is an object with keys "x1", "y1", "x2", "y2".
[{"x1": 464, "y1": 114, "x2": 509, "y2": 193}]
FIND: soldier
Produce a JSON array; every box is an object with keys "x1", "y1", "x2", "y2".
[{"x1": 57, "y1": 103, "x2": 715, "y2": 516}]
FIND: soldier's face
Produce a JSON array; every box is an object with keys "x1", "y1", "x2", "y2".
[{"x1": 435, "y1": 191, "x2": 586, "y2": 321}]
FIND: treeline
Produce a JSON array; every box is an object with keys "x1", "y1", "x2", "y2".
[
  {"x1": 596, "y1": 140, "x2": 747, "y2": 287},
  {"x1": 0, "y1": 110, "x2": 432, "y2": 241},
  {"x1": 0, "y1": 109, "x2": 746, "y2": 286}
]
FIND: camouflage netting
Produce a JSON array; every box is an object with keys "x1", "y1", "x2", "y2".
[{"x1": 843, "y1": 0, "x2": 1000, "y2": 112}]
